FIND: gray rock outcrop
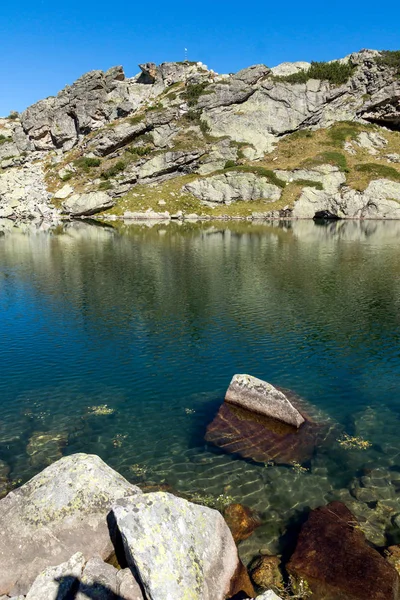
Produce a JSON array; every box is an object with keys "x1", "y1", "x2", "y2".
[
  {"x1": 113, "y1": 492, "x2": 240, "y2": 600},
  {"x1": 184, "y1": 172, "x2": 282, "y2": 204},
  {"x1": 62, "y1": 191, "x2": 114, "y2": 216},
  {"x1": 0, "y1": 453, "x2": 141, "y2": 595},
  {"x1": 225, "y1": 374, "x2": 305, "y2": 428},
  {"x1": 292, "y1": 178, "x2": 400, "y2": 219}
]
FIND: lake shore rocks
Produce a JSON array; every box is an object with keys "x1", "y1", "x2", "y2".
[
  {"x1": 0, "y1": 453, "x2": 141, "y2": 595},
  {"x1": 0, "y1": 452, "x2": 259, "y2": 600},
  {"x1": 287, "y1": 501, "x2": 400, "y2": 600},
  {"x1": 113, "y1": 492, "x2": 242, "y2": 600}
]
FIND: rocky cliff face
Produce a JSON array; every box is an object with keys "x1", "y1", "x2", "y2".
[{"x1": 1, "y1": 49, "x2": 400, "y2": 224}]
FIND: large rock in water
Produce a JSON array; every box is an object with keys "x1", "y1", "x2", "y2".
[
  {"x1": 287, "y1": 501, "x2": 400, "y2": 600},
  {"x1": 0, "y1": 453, "x2": 141, "y2": 595},
  {"x1": 113, "y1": 492, "x2": 241, "y2": 600},
  {"x1": 226, "y1": 375, "x2": 304, "y2": 428},
  {"x1": 62, "y1": 191, "x2": 114, "y2": 216},
  {"x1": 205, "y1": 391, "x2": 333, "y2": 464}
]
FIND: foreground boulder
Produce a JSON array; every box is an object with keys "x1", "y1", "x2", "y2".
[
  {"x1": 0, "y1": 453, "x2": 141, "y2": 595},
  {"x1": 287, "y1": 501, "x2": 400, "y2": 600},
  {"x1": 61, "y1": 191, "x2": 114, "y2": 216},
  {"x1": 225, "y1": 375, "x2": 304, "y2": 427},
  {"x1": 113, "y1": 492, "x2": 242, "y2": 600}
]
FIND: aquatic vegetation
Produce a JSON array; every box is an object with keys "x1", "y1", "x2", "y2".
[
  {"x1": 129, "y1": 463, "x2": 150, "y2": 477},
  {"x1": 112, "y1": 433, "x2": 127, "y2": 448},
  {"x1": 291, "y1": 462, "x2": 309, "y2": 474},
  {"x1": 86, "y1": 404, "x2": 116, "y2": 416},
  {"x1": 338, "y1": 433, "x2": 372, "y2": 450}
]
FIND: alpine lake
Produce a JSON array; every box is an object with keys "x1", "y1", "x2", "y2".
[{"x1": 1, "y1": 218, "x2": 400, "y2": 564}]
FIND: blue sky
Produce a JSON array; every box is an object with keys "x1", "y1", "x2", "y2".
[{"x1": 1, "y1": 0, "x2": 399, "y2": 116}]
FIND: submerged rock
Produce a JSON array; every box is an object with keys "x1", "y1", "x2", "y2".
[
  {"x1": 225, "y1": 375, "x2": 305, "y2": 428},
  {"x1": 205, "y1": 391, "x2": 333, "y2": 465},
  {"x1": 0, "y1": 453, "x2": 141, "y2": 595},
  {"x1": 249, "y1": 555, "x2": 284, "y2": 591},
  {"x1": 223, "y1": 503, "x2": 262, "y2": 543},
  {"x1": 287, "y1": 501, "x2": 400, "y2": 600},
  {"x1": 26, "y1": 430, "x2": 68, "y2": 468},
  {"x1": 113, "y1": 491, "x2": 240, "y2": 600}
]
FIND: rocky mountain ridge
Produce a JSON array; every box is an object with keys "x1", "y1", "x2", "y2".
[{"x1": 1, "y1": 49, "x2": 400, "y2": 225}]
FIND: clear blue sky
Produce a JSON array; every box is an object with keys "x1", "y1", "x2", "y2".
[{"x1": 1, "y1": 0, "x2": 399, "y2": 116}]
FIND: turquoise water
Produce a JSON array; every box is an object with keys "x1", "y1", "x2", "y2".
[{"x1": 1, "y1": 219, "x2": 400, "y2": 561}]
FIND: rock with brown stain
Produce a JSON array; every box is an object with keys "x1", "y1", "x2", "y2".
[
  {"x1": 287, "y1": 501, "x2": 400, "y2": 600},
  {"x1": 224, "y1": 503, "x2": 262, "y2": 543}
]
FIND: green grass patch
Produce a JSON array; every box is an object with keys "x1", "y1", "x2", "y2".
[
  {"x1": 354, "y1": 163, "x2": 400, "y2": 181},
  {"x1": 0, "y1": 135, "x2": 8, "y2": 145},
  {"x1": 286, "y1": 129, "x2": 314, "y2": 141},
  {"x1": 295, "y1": 179, "x2": 324, "y2": 190},
  {"x1": 182, "y1": 83, "x2": 210, "y2": 107},
  {"x1": 126, "y1": 145, "x2": 153, "y2": 157},
  {"x1": 222, "y1": 164, "x2": 286, "y2": 188},
  {"x1": 61, "y1": 173, "x2": 73, "y2": 182},
  {"x1": 98, "y1": 180, "x2": 113, "y2": 190},
  {"x1": 73, "y1": 157, "x2": 101, "y2": 172},
  {"x1": 327, "y1": 122, "x2": 368, "y2": 147},
  {"x1": 129, "y1": 115, "x2": 145, "y2": 126},
  {"x1": 303, "y1": 151, "x2": 348, "y2": 172},
  {"x1": 224, "y1": 160, "x2": 237, "y2": 169},
  {"x1": 100, "y1": 160, "x2": 126, "y2": 179},
  {"x1": 376, "y1": 50, "x2": 400, "y2": 77},
  {"x1": 275, "y1": 60, "x2": 355, "y2": 86}
]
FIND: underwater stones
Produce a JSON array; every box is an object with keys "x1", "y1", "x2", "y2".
[
  {"x1": 112, "y1": 492, "x2": 240, "y2": 600},
  {"x1": 249, "y1": 555, "x2": 284, "y2": 591},
  {"x1": 225, "y1": 375, "x2": 304, "y2": 428},
  {"x1": 26, "y1": 430, "x2": 68, "y2": 468},
  {"x1": 223, "y1": 503, "x2": 262, "y2": 543},
  {"x1": 205, "y1": 391, "x2": 329, "y2": 465},
  {"x1": 0, "y1": 453, "x2": 141, "y2": 595},
  {"x1": 287, "y1": 501, "x2": 400, "y2": 600}
]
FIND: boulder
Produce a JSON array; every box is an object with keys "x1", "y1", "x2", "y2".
[
  {"x1": 184, "y1": 173, "x2": 282, "y2": 204},
  {"x1": 53, "y1": 184, "x2": 74, "y2": 200},
  {"x1": 62, "y1": 191, "x2": 114, "y2": 216},
  {"x1": 89, "y1": 120, "x2": 148, "y2": 156},
  {"x1": 223, "y1": 503, "x2": 261, "y2": 543},
  {"x1": 225, "y1": 374, "x2": 305, "y2": 427},
  {"x1": 117, "y1": 569, "x2": 145, "y2": 600},
  {"x1": 113, "y1": 492, "x2": 240, "y2": 600},
  {"x1": 205, "y1": 391, "x2": 332, "y2": 465},
  {"x1": 249, "y1": 555, "x2": 283, "y2": 591},
  {"x1": 0, "y1": 453, "x2": 141, "y2": 595},
  {"x1": 25, "y1": 552, "x2": 85, "y2": 600},
  {"x1": 287, "y1": 501, "x2": 400, "y2": 600}
]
